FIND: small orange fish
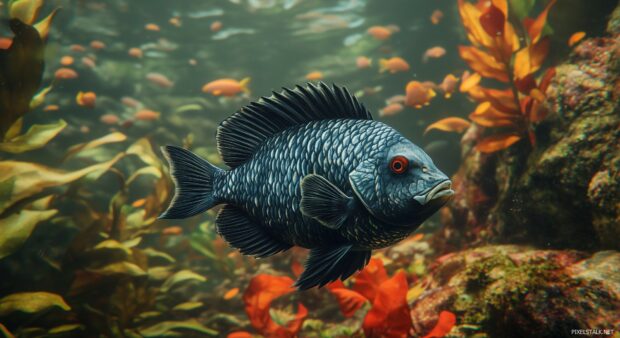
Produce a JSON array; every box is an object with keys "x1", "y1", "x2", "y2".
[
  {"x1": 438, "y1": 74, "x2": 459, "y2": 98},
  {"x1": 131, "y1": 198, "x2": 146, "y2": 208},
  {"x1": 385, "y1": 94, "x2": 406, "y2": 105},
  {"x1": 202, "y1": 78, "x2": 251, "y2": 97},
  {"x1": 134, "y1": 109, "x2": 160, "y2": 121},
  {"x1": 305, "y1": 71, "x2": 323, "y2": 81},
  {"x1": 60, "y1": 55, "x2": 74, "y2": 66},
  {"x1": 145, "y1": 23, "x2": 160, "y2": 31},
  {"x1": 430, "y1": 9, "x2": 444, "y2": 25},
  {"x1": 100, "y1": 114, "x2": 119, "y2": 125},
  {"x1": 223, "y1": 288, "x2": 240, "y2": 300},
  {"x1": 121, "y1": 96, "x2": 141, "y2": 108},
  {"x1": 162, "y1": 226, "x2": 183, "y2": 236},
  {"x1": 43, "y1": 104, "x2": 59, "y2": 112},
  {"x1": 146, "y1": 72, "x2": 174, "y2": 88},
  {"x1": 188, "y1": 58, "x2": 198, "y2": 66},
  {"x1": 70, "y1": 44, "x2": 86, "y2": 52},
  {"x1": 90, "y1": 40, "x2": 106, "y2": 50},
  {"x1": 169, "y1": 17, "x2": 182, "y2": 27},
  {"x1": 379, "y1": 103, "x2": 404, "y2": 117},
  {"x1": 128, "y1": 47, "x2": 143, "y2": 58},
  {"x1": 81, "y1": 56, "x2": 96, "y2": 68},
  {"x1": 379, "y1": 57, "x2": 410, "y2": 74},
  {"x1": 411, "y1": 233, "x2": 424, "y2": 241},
  {"x1": 568, "y1": 31, "x2": 586, "y2": 47},
  {"x1": 0, "y1": 37, "x2": 13, "y2": 49},
  {"x1": 422, "y1": 46, "x2": 446, "y2": 63},
  {"x1": 211, "y1": 21, "x2": 223, "y2": 32},
  {"x1": 405, "y1": 81, "x2": 436, "y2": 108},
  {"x1": 76, "y1": 91, "x2": 96, "y2": 108},
  {"x1": 55, "y1": 68, "x2": 79, "y2": 80},
  {"x1": 80, "y1": 125, "x2": 90, "y2": 133},
  {"x1": 356, "y1": 56, "x2": 372, "y2": 69},
  {"x1": 367, "y1": 26, "x2": 392, "y2": 40}
]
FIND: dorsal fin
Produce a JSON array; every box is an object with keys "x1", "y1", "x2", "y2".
[{"x1": 216, "y1": 82, "x2": 373, "y2": 168}]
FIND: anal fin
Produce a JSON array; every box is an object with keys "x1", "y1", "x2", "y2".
[
  {"x1": 300, "y1": 174, "x2": 354, "y2": 229},
  {"x1": 216, "y1": 205, "x2": 291, "y2": 258},
  {"x1": 294, "y1": 245, "x2": 371, "y2": 290}
]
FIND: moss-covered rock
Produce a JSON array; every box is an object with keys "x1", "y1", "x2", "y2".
[{"x1": 409, "y1": 245, "x2": 620, "y2": 338}]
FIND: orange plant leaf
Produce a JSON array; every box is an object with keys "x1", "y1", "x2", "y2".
[
  {"x1": 422, "y1": 311, "x2": 457, "y2": 338},
  {"x1": 514, "y1": 37, "x2": 549, "y2": 80},
  {"x1": 242, "y1": 274, "x2": 306, "y2": 338},
  {"x1": 227, "y1": 332, "x2": 253, "y2": 338},
  {"x1": 468, "y1": 86, "x2": 519, "y2": 113},
  {"x1": 425, "y1": 117, "x2": 471, "y2": 134},
  {"x1": 459, "y1": 46, "x2": 508, "y2": 82},
  {"x1": 527, "y1": 0, "x2": 557, "y2": 43},
  {"x1": 514, "y1": 74, "x2": 537, "y2": 94},
  {"x1": 479, "y1": 3, "x2": 505, "y2": 37},
  {"x1": 568, "y1": 31, "x2": 586, "y2": 47},
  {"x1": 459, "y1": 72, "x2": 481, "y2": 92},
  {"x1": 539, "y1": 67, "x2": 556, "y2": 93},
  {"x1": 475, "y1": 134, "x2": 522, "y2": 153},
  {"x1": 362, "y1": 271, "x2": 411, "y2": 338},
  {"x1": 469, "y1": 102, "x2": 517, "y2": 128},
  {"x1": 458, "y1": 0, "x2": 494, "y2": 48},
  {"x1": 329, "y1": 287, "x2": 369, "y2": 318},
  {"x1": 353, "y1": 258, "x2": 388, "y2": 302}
]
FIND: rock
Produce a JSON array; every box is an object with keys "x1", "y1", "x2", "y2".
[
  {"x1": 409, "y1": 245, "x2": 620, "y2": 338},
  {"x1": 438, "y1": 4, "x2": 620, "y2": 252}
]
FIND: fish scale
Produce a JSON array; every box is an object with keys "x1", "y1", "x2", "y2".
[{"x1": 160, "y1": 82, "x2": 452, "y2": 289}]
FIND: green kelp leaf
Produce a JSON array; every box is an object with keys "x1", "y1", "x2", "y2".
[
  {"x1": 127, "y1": 138, "x2": 161, "y2": 168},
  {"x1": 160, "y1": 270, "x2": 206, "y2": 293},
  {"x1": 0, "y1": 292, "x2": 70, "y2": 316},
  {"x1": 87, "y1": 261, "x2": 146, "y2": 277},
  {"x1": 139, "y1": 320, "x2": 218, "y2": 337},
  {"x1": 29, "y1": 83, "x2": 52, "y2": 109},
  {"x1": 48, "y1": 324, "x2": 83, "y2": 334},
  {"x1": 0, "y1": 323, "x2": 16, "y2": 338},
  {"x1": 136, "y1": 311, "x2": 162, "y2": 321},
  {"x1": 92, "y1": 239, "x2": 132, "y2": 256},
  {"x1": 9, "y1": 0, "x2": 44, "y2": 24},
  {"x1": 0, "y1": 153, "x2": 123, "y2": 214},
  {"x1": 143, "y1": 248, "x2": 176, "y2": 264},
  {"x1": 147, "y1": 266, "x2": 173, "y2": 281},
  {"x1": 0, "y1": 120, "x2": 66, "y2": 153},
  {"x1": 63, "y1": 132, "x2": 127, "y2": 161},
  {"x1": 126, "y1": 166, "x2": 161, "y2": 186},
  {"x1": 0, "y1": 19, "x2": 44, "y2": 138},
  {"x1": 172, "y1": 301, "x2": 203, "y2": 311},
  {"x1": 0, "y1": 209, "x2": 57, "y2": 260}
]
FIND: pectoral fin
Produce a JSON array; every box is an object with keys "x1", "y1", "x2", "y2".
[
  {"x1": 294, "y1": 245, "x2": 371, "y2": 290},
  {"x1": 300, "y1": 174, "x2": 354, "y2": 229}
]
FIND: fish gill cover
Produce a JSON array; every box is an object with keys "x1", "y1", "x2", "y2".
[{"x1": 0, "y1": 0, "x2": 618, "y2": 338}]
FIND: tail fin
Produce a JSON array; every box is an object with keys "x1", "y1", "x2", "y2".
[
  {"x1": 379, "y1": 59, "x2": 387, "y2": 73},
  {"x1": 240, "y1": 77, "x2": 251, "y2": 94},
  {"x1": 159, "y1": 145, "x2": 222, "y2": 219}
]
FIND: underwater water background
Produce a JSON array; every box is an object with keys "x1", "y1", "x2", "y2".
[{"x1": 0, "y1": 0, "x2": 619, "y2": 337}]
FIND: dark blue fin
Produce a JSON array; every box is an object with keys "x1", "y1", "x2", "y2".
[
  {"x1": 294, "y1": 245, "x2": 371, "y2": 290},
  {"x1": 216, "y1": 82, "x2": 373, "y2": 168},
  {"x1": 216, "y1": 205, "x2": 292, "y2": 258},
  {"x1": 159, "y1": 145, "x2": 222, "y2": 219},
  {"x1": 300, "y1": 174, "x2": 354, "y2": 229}
]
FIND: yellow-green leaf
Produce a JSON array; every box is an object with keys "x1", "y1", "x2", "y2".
[
  {"x1": 4, "y1": 118, "x2": 23, "y2": 141},
  {"x1": 147, "y1": 266, "x2": 173, "y2": 281},
  {"x1": 172, "y1": 301, "x2": 203, "y2": 311},
  {"x1": 0, "y1": 153, "x2": 123, "y2": 214},
  {"x1": 0, "y1": 292, "x2": 70, "y2": 316},
  {"x1": 87, "y1": 261, "x2": 146, "y2": 277},
  {"x1": 64, "y1": 132, "x2": 127, "y2": 161},
  {"x1": 0, "y1": 120, "x2": 66, "y2": 154},
  {"x1": 29, "y1": 83, "x2": 53, "y2": 109},
  {"x1": 93, "y1": 239, "x2": 132, "y2": 256},
  {"x1": 9, "y1": 0, "x2": 44, "y2": 24},
  {"x1": 160, "y1": 270, "x2": 206, "y2": 292},
  {"x1": 0, "y1": 209, "x2": 57, "y2": 260},
  {"x1": 33, "y1": 8, "x2": 59, "y2": 40},
  {"x1": 126, "y1": 166, "x2": 161, "y2": 186},
  {"x1": 127, "y1": 138, "x2": 161, "y2": 168},
  {"x1": 139, "y1": 320, "x2": 217, "y2": 337},
  {"x1": 48, "y1": 324, "x2": 83, "y2": 334},
  {"x1": 143, "y1": 248, "x2": 176, "y2": 264}
]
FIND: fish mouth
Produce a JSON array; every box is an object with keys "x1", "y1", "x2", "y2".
[{"x1": 413, "y1": 180, "x2": 454, "y2": 206}]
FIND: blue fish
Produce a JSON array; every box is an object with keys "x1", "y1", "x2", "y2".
[{"x1": 160, "y1": 83, "x2": 453, "y2": 289}]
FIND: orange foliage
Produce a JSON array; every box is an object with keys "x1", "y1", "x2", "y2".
[
  {"x1": 242, "y1": 274, "x2": 307, "y2": 338},
  {"x1": 422, "y1": 311, "x2": 456, "y2": 338},
  {"x1": 352, "y1": 258, "x2": 388, "y2": 302},
  {"x1": 362, "y1": 271, "x2": 411, "y2": 338},
  {"x1": 447, "y1": 0, "x2": 557, "y2": 152}
]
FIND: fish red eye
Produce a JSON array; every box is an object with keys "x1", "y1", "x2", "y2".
[{"x1": 389, "y1": 155, "x2": 408, "y2": 174}]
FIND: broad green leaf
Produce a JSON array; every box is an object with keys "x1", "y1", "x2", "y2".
[
  {"x1": 48, "y1": 324, "x2": 83, "y2": 334},
  {"x1": 143, "y1": 248, "x2": 176, "y2": 264},
  {"x1": 0, "y1": 153, "x2": 123, "y2": 214},
  {"x1": 172, "y1": 301, "x2": 203, "y2": 311},
  {"x1": 139, "y1": 320, "x2": 218, "y2": 337},
  {"x1": 148, "y1": 266, "x2": 173, "y2": 281},
  {"x1": 0, "y1": 292, "x2": 70, "y2": 316},
  {"x1": 0, "y1": 209, "x2": 57, "y2": 260},
  {"x1": 9, "y1": 0, "x2": 44, "y2": 24},
  {"x1": 160, "y1": 270, "x2": 206, "y2": 293},
  {"x1": 29, "y1": 83, "x2": 53, "y2": 109},
  {"x1": 125, "y1": 209, "x2": 147, "y2": 230},
  {"x1": 64, "y1": 132, "x2": 127, "y2": 161},
  {"x1": 87, "y1": 261, "x2": 146, "y2": 277},
  {"x1": 28, "y1": 195, "x2": 54, "y2": 210},
  {"x1": 123, "y1": 237, "x2": 142, "y2": 248},
  {"x1": 4, "y1": 118, "x2": 23, "y2": 141},
  {"x1": 0, "y1": 120, "x2": 66, "y2": 154},
  {"x1": 93, "y1": 239, "x2": 131, "y2": 256}
]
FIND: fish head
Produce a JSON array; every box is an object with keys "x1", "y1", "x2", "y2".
[{"x1": 350, "y1": 139, "x2": 453, "y2": 227}]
